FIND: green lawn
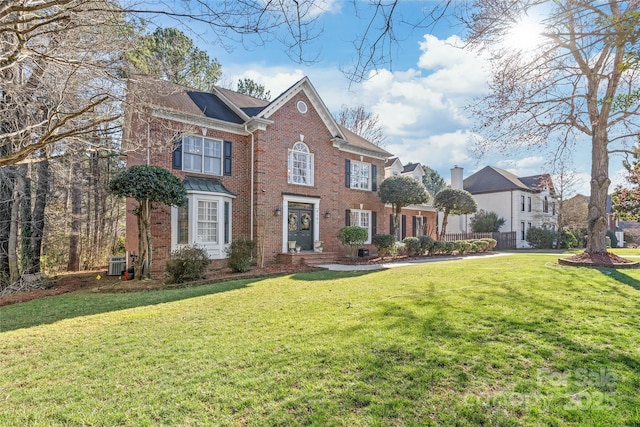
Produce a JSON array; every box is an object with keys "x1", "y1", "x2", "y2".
[{"x1": 1, "y1": 254, "x2": 640, "y2": 426}]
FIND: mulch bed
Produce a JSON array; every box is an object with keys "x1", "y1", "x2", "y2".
[
  {"x1": 0, "y1": 264, "x2": 320, "y2": 307},
  {"x1": 558, "y1": 252, "x2": 639, "y2": 268}
]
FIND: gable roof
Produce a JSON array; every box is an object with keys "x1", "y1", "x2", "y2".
[
  {"x1": 403, "y1": 162, "x2": 422, "y2": 173},
  {"x1": 464, "y1": 166, "x2": 555, "y2": 195},
  {"x1": 129, "y1": 75, "x2": 392, "y2": 159}
]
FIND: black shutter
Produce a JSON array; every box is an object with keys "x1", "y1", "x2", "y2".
[
  {"x1": 223, "y1": 140, "x2": 232, "y2": 176},
  {"x1": 172, "y1": 139, "x2": 182, "y2": 170},
  {"x1": 390, "y1": 214, "x2": 394, "y2": 234},
  {"x1": 412, "y1": 216, "x2": 417, "y2": 237},
  {"x1": 371, "y1": 164, "x2": 377, "y2": 191},
  {"x1": 402, "y1": 215, "x2": 407, "y2": 239},
  {"x1": 345, "y1": 209, "x2": 351, "y2": 226},
  {"x1": 371, "y1": 212, "x2": 377, "y2": 236},
  {"x1": 345, "y1": 159, "x2": 351, "y2": 188},
  {"x1": 224, "y1": 201, "x2": 230, "y2": 244}
]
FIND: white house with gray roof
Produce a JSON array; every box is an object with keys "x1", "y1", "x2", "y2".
[{"x1": 446, "y1": 165, "x2": 558, "y2": 248}]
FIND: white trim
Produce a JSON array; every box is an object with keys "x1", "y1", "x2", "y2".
[
  {"x1": 280, "y1": 195, "x2": 321, "y2": 253},
  {"x1": 349, "y1": 160, "x2": 372, "y2": 191},
  {"x1": 349, "y1": 209, "x2": 372, "y2": 244},
  {"x1": 287, "y1": 142, "x2": 314, "y2": 186},
  {"x1": 171, "y1": 192, "x2": 234, "y2": 259},
  {"x1": 182, "y1": 135, "x2": 223, "y2": 176},
  {"x1": 259, "y1": 77, "x2": 346, "y2": 140}
]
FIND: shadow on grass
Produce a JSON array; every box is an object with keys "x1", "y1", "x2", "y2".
[
  {"x1": 600, "y1": 268, "x2": 640, "y2": 290},
  {"x1": 289, "y1": 269, "x2": 381, "y2": 282},
  {"x1": 0, "y1": 278, "x2": 262, "y2": 333}
]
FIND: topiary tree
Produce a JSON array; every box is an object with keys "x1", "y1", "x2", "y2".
[
  {"x1": 470, "y1": 209, "x2": 506, "y2": 233},
  {"x1": 434, "y1": 188, "x2": 477, "y2": 240},
  {"x1": 109, "y1": 165, "x2": 187, "y2": 280},
  {"x1": 379, "y1": 176, "x2": 430, "y2": 239}
]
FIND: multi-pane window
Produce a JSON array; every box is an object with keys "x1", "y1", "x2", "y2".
[
  {"x1": 288, "y1": 142, "x2": 314, "y2": 186},
  {"x1": 350, "y1": 161, "x2": 371, "y2": 190},
  {"x1": 521, "y1": 221, "x2": 526, "y2": 240},
  {"x1": 350, "y1": 209, "x2": 371, "y2": 243},
  {"x1": 197, "y1": 200, "x2": 218, "y2": 243},
  {"x1": 543, "y1": 196, "x2": 549, "y2": 213},
  {"x1": 521, "y1": 195, "x2": 525, "y2": 211},
  {"x1": 183, "y1": 136, "x2": 222, "y2": 175},
  {"x1": 527, "y1": 197, "x2": 532, "y2": 212}
]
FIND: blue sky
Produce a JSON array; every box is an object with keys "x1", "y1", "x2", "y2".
[{"x1": 155, "y1": 0, "x2": 629, "y2": 196}]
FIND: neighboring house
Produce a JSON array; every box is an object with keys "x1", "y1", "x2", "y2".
[
  {"x1": 446, "y1": 165, "x2": 558, "y2": 248},
  {"x1": 384, "y1": 158, "x2": 437, "y2": 240},
  {"x1": 122, "y1": 76, "x2": 393, "y2": 274}
]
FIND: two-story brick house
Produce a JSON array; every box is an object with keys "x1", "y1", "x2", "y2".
[{"x1": 123, "y1": 76, "x2": 393, "y2": 274}]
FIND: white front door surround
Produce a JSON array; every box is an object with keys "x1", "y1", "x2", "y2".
[{"x1": 281, "y1": 194, "x2": 320, "y2": 253}]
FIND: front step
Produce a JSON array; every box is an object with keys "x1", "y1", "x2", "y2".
[{"x1": 276, "y1": 251, "x2": 336, "y2": 266}]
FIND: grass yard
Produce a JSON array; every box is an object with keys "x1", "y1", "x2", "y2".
[{"x1": 1, "y1": 254, "x2": 640, "y2": 426}]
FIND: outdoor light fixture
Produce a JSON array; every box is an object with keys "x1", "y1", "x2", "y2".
[
  {"x1": 274, "y1": 207, "x2": 282, "y2": 216},
  {"x1": 324, "y1": 210, "x2": 331, "y2": 219}
]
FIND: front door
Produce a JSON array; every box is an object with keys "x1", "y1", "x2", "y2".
[{"x1": 287, "y1": 203, "x2": 313, "y2": 250}]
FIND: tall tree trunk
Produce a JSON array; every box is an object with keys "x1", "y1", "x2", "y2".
[
  {"x1": 0, "y1": 167, "x2": 12, "y2": 281},
  {"x1": 20, "y1": 164, "x2": 33, "y2": 273},
  {"x1": 586, "y1": 130, "x2": 610, "y2": 254},
  {"x1": 67, "y1": 160, "x2": 82, "y2": 271},
  {"x1": 136, "y1": 199, "x2": 152, "y2": 280},
  {"x1": 31, "y1": 158, "x2": 48, "y2": 272},
  {"x1": 439, "y1": 211, "x2": 450, "y2": 241},
  {"x1": 8, "y1": 165, "x2": 26, "y2": 282}
]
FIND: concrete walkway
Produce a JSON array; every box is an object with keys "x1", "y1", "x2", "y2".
[{"x1": 317, "y1": 252, "x2": 506, "y2": 271}]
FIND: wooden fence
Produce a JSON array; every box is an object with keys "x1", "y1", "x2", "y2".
[{"x1": 442, "y1": 231, "x2": 517, "y2": 250}]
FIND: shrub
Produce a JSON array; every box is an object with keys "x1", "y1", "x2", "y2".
[
  {"x1": 606, "y1": 230, "x2": 618, "y2": 248},
  {"x1": 473, "y1": 240, "x2": 490, "y2": 252},
  {"x1": 402, "y1": 237, "x2": 421, "y2": 256},
  {"x1": 226, "y1": 238, "x2": 256, "y2": 273},
  {"x1": 443, "y1": 241, "x2": 455, "y2": 254},
  {"x1": 418, "y1": 235, "x2": 434, "y2": 255},
  {"x1": 430, "y1": 240, "x2": 444, "y2": 254},
  {"x1": 455, "y1": 240, "x2": 473, "y2": 254},
  {"x1": 390, "y1": 241, "x2": 405, "y2": 258},
  {"x1": 165, "y1": 245, "x2": 210, "y2": 284},
  {"x1": 526, "y1": 227, "x2": 557, "y2": 249},
  {"x1": 372, "y1": 234, "x2": 395, "y2": 258},
  {"x1": 337, "y1": 226, "x2": 368, "y2": 259},
  {"x1": 470, "y1": 209, "x2": 506, "y2": 232},
  {"x1": 480, "y1": 238, "x2": 497, "y2": 251},
  {"x1": 559, "y1": 229, "x2": 578, "y2": 249}
]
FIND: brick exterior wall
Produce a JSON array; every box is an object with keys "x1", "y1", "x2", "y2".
[{"x1": 124, "y1": 85, "x2": 391, "y2": 277}]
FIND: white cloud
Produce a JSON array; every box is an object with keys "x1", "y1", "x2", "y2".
[
  {"x1": 387, "y1": 130, "x2": 475, "y2": 172},
  {"x1": 496, "y1": 156, "x2": 545, "y2": 177}
]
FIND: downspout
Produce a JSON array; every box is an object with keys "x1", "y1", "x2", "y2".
[{"x1": 245, "y1": 124, "x2": 255, "y2": 240}]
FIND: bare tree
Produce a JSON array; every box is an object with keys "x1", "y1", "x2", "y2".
[
  {"x1": 337, "y1": 105, "x2": 387, "y2": 147},
  {"x1": 464, "y1": 1, "x2": 640, "y2": 255}
]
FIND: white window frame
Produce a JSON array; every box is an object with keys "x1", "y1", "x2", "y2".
[
  {"x1": 183, "y1": 135, "x2": 223, "y2": 176},
  {"x1": 350, "y1": 160, "x2": 371, "y2": 191},
  {"x1": 288, "y1": 142, "x2": 314, "y2": 186},
  {"x1": 350, "y1": 209, "x2": 372, "y2": 244},
  {"x1": 171, "y1": 191, "x2": 234, "y2": 259}
]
